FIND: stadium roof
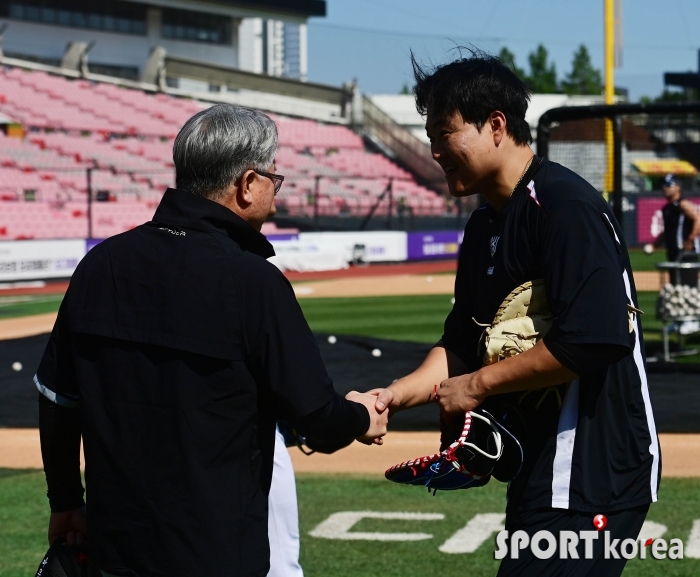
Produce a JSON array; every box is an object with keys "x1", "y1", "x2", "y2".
[{"x1": 191, "y1": 0, "x2": 326, "y2": 18}]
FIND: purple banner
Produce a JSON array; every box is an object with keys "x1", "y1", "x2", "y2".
[
  {"x1": 266, "y1": 233, "x2": 299, "y2": 242},
  {"x1": 407, "y1": 231, "x2": 463, "y2": 260},
  {"x1": 85, "y1": 238, "x2": 104, "y2": 252}
]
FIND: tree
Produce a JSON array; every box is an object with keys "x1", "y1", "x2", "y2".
[
  {"x1": 498, "y1": 47, "x2": 526, "y2": 81},
  {"x1": 399, "y1": 84, "x2": 411, "y2": 95},
  {"x1": 526, "y1": 44, "x2": 558, "y2": 93},
  {"x1": 639, "y1": 88, "x2": 696, "y2": 104},
  {"x1": 561, "y1": 45, "x2": 602, "y2": 95}
]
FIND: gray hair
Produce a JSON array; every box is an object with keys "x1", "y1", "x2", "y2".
[{"x1": 173, "y1": 103, "x2": 278, "y2": 201}]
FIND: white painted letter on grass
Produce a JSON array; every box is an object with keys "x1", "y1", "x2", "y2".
[
  {"x1": 439, "y1": 513, "x2": 506, "y2": 554},
  {"x1": 638, "y1": 520, "x2": 667, "y2": 543},
  {"x1": 686, "y1": 519, "x2": 700, "y2": 558},
  {"x1": 309, "y1": 511, "x2": 444, "y2": 541}
]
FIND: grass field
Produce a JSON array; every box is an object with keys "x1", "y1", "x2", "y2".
[
  {"x1": 0, "y1": 295, "x2": 64, "y2": 321},
  {"x1": 1, "y1": 469, "x2": 699, "y2": 577},
  {"x1": 628, "y1": 248, "x2": 668, "y2": 272},
  {"x1": 3, "y1": 290, "x2": 699, "y2": 362},
  {"x1": 299, "y1": 294, "x2": 453, "y2": 343}
]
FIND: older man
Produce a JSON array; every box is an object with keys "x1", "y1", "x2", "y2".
[{"x1": 36, "y1": 103, "x2": 387, "y2": 577}]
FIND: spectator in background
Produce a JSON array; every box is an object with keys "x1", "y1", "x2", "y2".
[{"x1": 645, "y1": 173, "x2": 700, "y2": 262}]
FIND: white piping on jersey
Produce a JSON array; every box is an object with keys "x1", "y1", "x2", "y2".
[
  {"x1": 621, "y1": 267, "x2": 660, "y2": 501},
  {"x1": 551, "y1": 379, "x2": 580, "y2": 509},
  {"x1": 677, "y1": 214, "x2": 685, "y2": 251},
  {"x1": 602, "y1": 212, "x2": 660, "y2": 502},
  {"x1": 34, "y1": 374, "x2": 80, "y2": 409},
  {"x1": 526, "y1": 180, "x2": 541, "y2": 207}
]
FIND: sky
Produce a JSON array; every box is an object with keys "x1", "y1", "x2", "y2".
[{"x1": 305, "y1": 0, "x2": 699, "y2": 102}]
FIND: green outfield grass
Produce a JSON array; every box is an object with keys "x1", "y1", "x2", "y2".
[
  {"x1": 0, "y1": 295, "x2": 64, "y2": 320},
  {"x1": 298, "y1": 294, "x2": 453, "y2": 343},
  {"x1": 3, "y1": 291, "x2": 699, "y2": 362},
  {"x1": 628, "y1": 248, "x2": 668, "y2": 272},
  {"x1": 1, "y1": 469, "x2": 699, "y2": 577}
]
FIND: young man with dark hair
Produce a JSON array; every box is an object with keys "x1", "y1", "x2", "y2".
[{"x1": 372, "y1": 52, "x2": 660, "y2": 576}]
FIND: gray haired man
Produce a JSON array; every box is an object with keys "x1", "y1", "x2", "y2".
[{"x1": 36, "y1": 103, "x2": 387, "y2": 577}]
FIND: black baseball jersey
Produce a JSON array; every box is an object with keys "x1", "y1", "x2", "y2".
[
  {"x1": 442, "y1": 157, "x2": 661, "y2": 514},
  {"x1": 662, "y1": 199, "x2": 700, "y2": 261},
  {"x1": 35, "y1": 189, "x2": 368, "y2": 577}
]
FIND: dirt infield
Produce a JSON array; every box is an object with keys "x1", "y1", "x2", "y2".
[
  {"x1": 293, "y1": 273, "x2": 455, "y2": 298},
  {"x1": 0, "y1": 312, "x2": 58, "y2": 340},
  {"x1": 0, "y1": 428, "x2": 697, "y2": 476}
]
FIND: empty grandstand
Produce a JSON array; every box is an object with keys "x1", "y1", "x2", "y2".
[{"x1": 0, "y1": 65, "x2": 447, "y2": 240}]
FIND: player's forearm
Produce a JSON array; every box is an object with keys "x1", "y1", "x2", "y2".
[
  {"x1": 388, "y1": 346, "x2": 468, "y2": 409},
  {"x1": 681, "y1": 201, "x2": 700, "y2": 240},
  {"x1": 689, "y1": 222, "x2": 700, "y2": 243},
  {"x1": 472, "y1": 340, "x2": 577, "y2": 398}
]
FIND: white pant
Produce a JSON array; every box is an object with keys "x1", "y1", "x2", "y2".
[{"x1": 268, "y1": 426, "x2": 304, "y2": 577}]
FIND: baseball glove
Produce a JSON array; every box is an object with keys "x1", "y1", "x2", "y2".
[
  {"x1": 385, "y1": 279, "x2": 552, "y2": 492},
  {"x1": 35, "y1": 539, "x2": 100, "y2": 577},
  {"x1": 478, "y1": 279, "x2": 553, "y2": 365},
  {"x1": 384, "y1": 407, "x2": 524, "y2": 491}
]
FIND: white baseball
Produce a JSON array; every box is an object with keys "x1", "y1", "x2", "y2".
[
  {"x1": 327, "y1": 335, "x2": 337, "y2": 344},
  {"x1": 643, "y1": 244, "x2": 654, "y2": 254},
  {"x1": 11, "y1": 362, "x2": 22, "y2": 372},
  {"x1": 371, "y1": 348, "x2": 382, "y2": 357}
]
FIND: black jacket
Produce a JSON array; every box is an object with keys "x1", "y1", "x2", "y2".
[{"x1": 37, "y1": 188, "x2": 368, "y2": 577}]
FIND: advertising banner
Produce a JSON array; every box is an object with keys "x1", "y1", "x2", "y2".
[
  {"x1": 268, "y1": 231, "x2": 408, "y2": 272},
  {"x1": 0, "y1": 239, "x2": 86, "y2": 281},
  {"x1": 298, "y1": 231, "x2": 408, "y2": 264},
  {"x1": 637, "y1": 197, "x2": 700, "y2": 244},
  {"x1": 407, "y1": 231, "x2": 463, "y2": 260}
]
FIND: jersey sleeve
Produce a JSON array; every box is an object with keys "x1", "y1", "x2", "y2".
[
  {"x1": 35, "y1": 298, "x2": 80, "y2": 408},
  {"x1": 540, "y1": 200, "x2": 634, "y2": 350},
  {"x1": 36, "y1": 291, "x2": 85, "y2": 512},
  {"x1": 242, "y1": 260, "x2": 337, "y2": 420}
]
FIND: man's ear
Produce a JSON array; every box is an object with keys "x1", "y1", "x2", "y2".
[
  {"x1": 490, "y1": 111, "x2": 507, "y2": 146},
  {"x1": 237, "y1": 169, "x2": 257, "y2": 208}
]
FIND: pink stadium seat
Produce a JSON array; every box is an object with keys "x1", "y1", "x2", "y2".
[{"x1": 0, "y1": 66, "x2": 446, "y2": 238}]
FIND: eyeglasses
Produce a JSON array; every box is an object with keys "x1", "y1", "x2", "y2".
[{"x1": 254, "y1": 170, "x2": 284, "y2": 195}]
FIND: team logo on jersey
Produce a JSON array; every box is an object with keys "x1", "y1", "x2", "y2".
[{"x1": 490, "y1": 236, "x2": 500, "y2": 257}]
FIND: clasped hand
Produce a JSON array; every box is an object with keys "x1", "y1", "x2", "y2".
[
  {"x1": 432, "y1": 372, "x2": 485, "y2": 414},
  {"x1": 345, "y1": 390, "x2": 389, "y2": 445}
]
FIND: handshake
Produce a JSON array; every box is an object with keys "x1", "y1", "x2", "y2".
[{"x1": 345, "y1": 390, "x2": 391, "y2": 446}]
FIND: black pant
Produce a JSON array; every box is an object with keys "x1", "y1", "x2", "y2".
[{"x1": 497, "y1": 504, "x2": 650, "y2": 577}]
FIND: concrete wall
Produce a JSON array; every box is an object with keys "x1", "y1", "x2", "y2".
[{"x1": 0, "y1": 14, "x2": 239, "y2": 77}]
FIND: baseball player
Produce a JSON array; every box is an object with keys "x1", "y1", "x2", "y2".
[
  {"x1": 268, "y1": 424, "x2": 304, "y2": 577},
  {"x1": 645, "y1": 173, "x2": 700, "y2": 262},
  {"x1": 646, "y1": 173, "x2": 700, "y2": 295},
  {"x1": 372, "y1": 51, "x2": 660, "y2": 577}
]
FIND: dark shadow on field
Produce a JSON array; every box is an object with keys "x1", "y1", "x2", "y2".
[
  {"x1": 1, "y1": 332, "x2": 699, "y2": 432},
  {"x1": 314, "y1": 333, "x2": 440, "y2": 430}
]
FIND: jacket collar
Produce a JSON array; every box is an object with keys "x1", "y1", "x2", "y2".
[{"x1": 152, "y1": 188, "x2": 275, "y2": 259}]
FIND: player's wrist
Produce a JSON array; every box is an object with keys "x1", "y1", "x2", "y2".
[
  {"x1": 469, "y1": 369, "x2": 490, "y2": 402},
  {"x1": 385, "y1": 382, "x2": 405, "y2": 409}
]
